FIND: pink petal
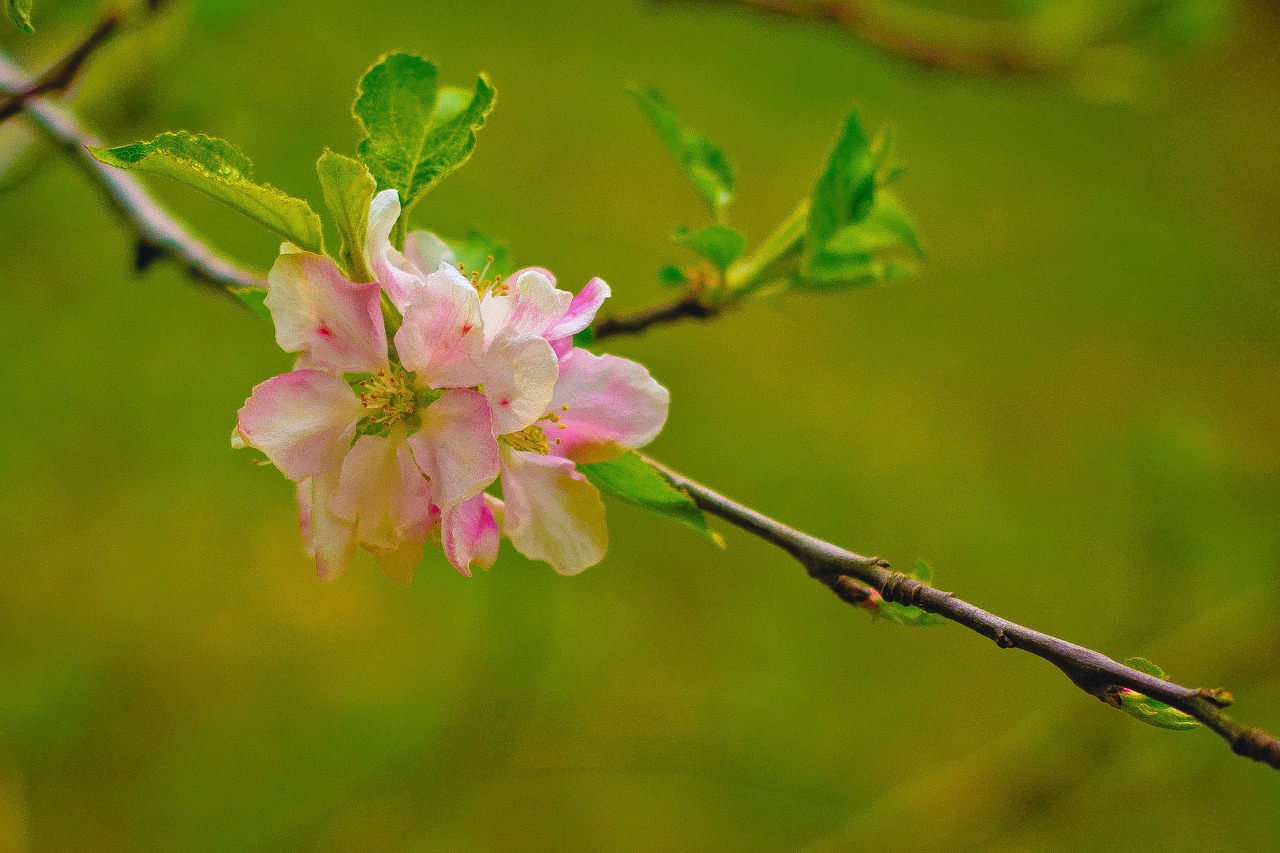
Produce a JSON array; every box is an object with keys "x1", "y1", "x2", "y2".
[
  {"x1": 499, "y1": 447, "x2": 607, "y2": 575},
  {"x1": 405, "y1": 389, "x2": 500, "y2": 510},
  {"x1": 265, "y1": 251, "x2": 387, "y2": 373},
  {"x1": 329, "y1": 435, "x2": 433, "y2": 553},
  {"x1": 395, "y1": 263, "x2": 484, "y2": 388},
  {"x1": 479, "y1": 331, "x2": 560, "y2": 435},
  {"x1": 298, "y1": 473, "x2": 358, "y2": 582},
  {"x1": 364, "y1": 189, "x2": 423, "y2": 311},
  {"x1": 404, "y1": 230, "x2": 456, "y2": 274},
  {"x1": 545, "y1": 277, "x2": 610, "y2": 343},
  {"x1": 479, "y1": 269, "x2": 572, "y2": 345},
  {"x1": 236, "y1": 370, "x2": 364, "y2": 482},
  {"x1": 441, "y1": 492, "x2": 500, "y2": 576},
  {"x1": 546, "y1": 348, "x2": 670, "y2": 461}
]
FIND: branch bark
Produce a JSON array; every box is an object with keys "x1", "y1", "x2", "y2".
[
  {"x1": 658, "y1": 0, "x2": 1163, "y2": 79},
  {"x1": 643, "y1": 454, "x2": 1280, "y2": 772},
  {"x1": 0, "y1": 52, "x2": 266, "y2": 296},
  {"x1": 0, "y1": 11, "x2": 122, "y2": 122},
  {"x1": 592, "y1": 293, "x2": 721, "y2": 339}
]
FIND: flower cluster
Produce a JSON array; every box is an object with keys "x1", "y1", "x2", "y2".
[{"x1": 233, "y1": 191, "x2": 669, "y2": 581}]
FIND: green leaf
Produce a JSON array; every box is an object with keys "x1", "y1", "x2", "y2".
[
  {"x1": 798, "y1": 112, "x2": 922, "y2": 289},
  {"x1": 91, "y1": 132, "x2": 324, "y2": 254},
  {"x1": 805, "y1": 109, "x2": 877, "y2": 262},
  {"x1": 629, "y1": 87, "x2": 733, "y2": 218},
  {"x1": 580, "y1": 452, "x2": 722, "y2": 546},
  {"x1": 673, "y1": 224, "x2": 745, "y2": 272},
  {"x1": 875, "y1": 559, "x2": 946, "y2": 627},
  {"x1": 316, "y1": 149, "x2": 376, "y2": 281},
  {"x1": 1115, "y1": 657, "x2": 1200, "y2": 731},
  {"x1": 658, "y1": 265, "x2": 688, "y2": 287},
  {"x1": 5, "y1": 0, "x2": 32, "y2": 33},
  {"x1": 229, "y1": 286, "x2": 270, "y2": 322},
  {"x1": 354, "y1": 53, "x2": 495, "y2": 219}
]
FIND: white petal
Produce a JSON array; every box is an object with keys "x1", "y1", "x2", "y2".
[{"x1": 500, "y1": 446, "x2": 607, "y2": 575}]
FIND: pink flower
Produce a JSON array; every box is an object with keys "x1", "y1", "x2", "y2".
[{"x1": 235, "y1": 190, "x2": 669, "y2": 581}]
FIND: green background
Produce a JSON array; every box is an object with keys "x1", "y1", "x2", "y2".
[{"x1": 2, "y1": 0, "x2": 1278, "y2": 849}]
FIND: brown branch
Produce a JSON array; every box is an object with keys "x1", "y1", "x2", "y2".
[
  {"x1": 644, "y1": 454, "x2": 1280, "y2": 772},
  {"x1": 0, "y1": 11, "x2": 121, "y2": 122},
  {"x1": 0, "y1": 51, "x2": 267, "y2": 296},
  {"x1": 592, "y1": 292, "x2": 721, "y2": 339},
  {"x1": 657, "y1": 0, "x2": 1163, "y2": 79}
]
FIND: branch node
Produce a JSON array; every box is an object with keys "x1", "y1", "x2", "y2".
[
  {"x1": 880, "y1": 571, "x2": 925, "y2": 607},
  {"x1": 135, "y1": 239, "x2": 163, "y2": 273},
  {"x1": 994, "y1": 629, "x2": 1016, "y2": 649},
  {"x1": 1198, "y1": 687, "x2": 1236, "y2": 708}
]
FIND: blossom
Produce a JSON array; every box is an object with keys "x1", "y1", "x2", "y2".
[{"x1": 234, "y1": 190, "x2": 668, "y2": 581}]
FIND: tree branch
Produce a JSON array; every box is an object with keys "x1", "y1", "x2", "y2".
[
  {"x1": 0, "y1": 51, "x2": 266, "y2": 296},
  {"x1": 0, "y1": 11, "x2": 122, "y2": 122},
  {"x1": 643, "y1": 454, "x2": 1280, "y2": 772},
  {"x1": 658, "y1": 0, "x2": 1166, "y2": 78},
  {"x1": 592, "y1": 292, "x2": 721, "y2": 339}
]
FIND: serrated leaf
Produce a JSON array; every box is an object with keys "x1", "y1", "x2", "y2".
[
  {"x1": 1115, "y1": 657, "x2": 1199, "y2": 730},
  {"x1": 1123, "y1": 656, "x2": 1168, "y2": 680},
  {"x1": 629, "y1": 87, "x2": 733, "y2": 218},
  {"x1": 805, "y1": 109, "x2": 877, "y2": 262},
  {"x1": 229, "y1": 286, "x2": 271, "y2": 321},
  {"x1": 876, "y1": 602, "x2": 947, "y2": 627},
  {"x1": 5, "y1": 0, "x2": 32, "y2": 33},
  {"x1": 580, "y1": 452, "x2": 721, "y2": 546},
  {"x1": 799, "y1": 111, "x2": 922, "y2": 289},
  {"x1": 91, "y1": 132, "x2": 324, "y2": 254},
  {"x1": 316, "y1": 149, "x2": 376, "y2": 281},
  {"x1": 673, "y1": 224, "x2": 745, "y2": 272},
  {"x1": 1116, "y1": 691, "x2": 1200, "y2": 731},
  {"x1": 354, "y1": 53, "x2": 495, "y2": 220}
]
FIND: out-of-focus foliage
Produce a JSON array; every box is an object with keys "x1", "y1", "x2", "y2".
[
  {"x1": 0, "y1": 0, "x2": 1277, "y2": 850},
  {"x1": 4, "y1": 0, "x2": 32, "y2": 33}
]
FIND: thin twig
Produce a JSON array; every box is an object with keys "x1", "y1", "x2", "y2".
[
  {"x1": 657, "y1": 0, "x2": 1162, "y2": 78},
  {"x1": 643, "y1": 454, "x2": 1280, "y2": 772},
  {"x1": 0, "y1": 11, "x2": 122, "y2": 122},
  {"x1": 0, "y1": 52, "x2": 267, "y2": 295},
  {"x1": 592, "y1": 293, "x2": 720, "y2": 339}
]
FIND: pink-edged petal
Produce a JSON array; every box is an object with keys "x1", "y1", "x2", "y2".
[
  {"x1": 265, "y1": 251, "x2": 387, "y2": 373},
  {"x1": 298, "y1": 473, "x2": 357, "y2": 582},
  {"x1": 364, "y1": 189, "x2": 424, "y2": 310},
  {"x1": 546, "y1": 348, "x2": 670, "y2": 462},
  {"x1": 329, "y1": 435, "x2": 433, "y2": 553},
  {"x1": 500, "y1": 447, "x2": 607, "y2": 575},
  {"x1": 404, "y1": 230, "x2": 456, "y2": 274},
  {"x1": 480, "y1": 330, "x2": 559, "y2": 435},
  {"x1": 479, "y1": 269, "x2": 572, "y2": 345},
  {"x1": 545, "y1": 277, "x2": 610, "y2": 343},
  {"x1": 441, "y1": 492, "x2": 500, "y2": 576},
  {"x1": 236, "y1": 370, "x2": 363, "y2": 482},
  {"x1": 395, "y1": 263, "x2": 484, "y2": 388},
  {"x1": 405, "y1": 389, "x2": 500, "y2": 510}
]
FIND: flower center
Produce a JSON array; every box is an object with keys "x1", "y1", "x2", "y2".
[
  {"x1": 457, "y1": 258, "x2": 508, "y2": 297},
  {"x1": 500, "y1": 406, "x2": 570, "y2": 455},
  {"x1": 355, "y1": 367, "x2": 418, "y2": 428}
]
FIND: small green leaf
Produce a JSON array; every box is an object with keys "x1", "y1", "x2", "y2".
[
  {"x1": 1115, "y1": 657, "x2": 1200, "y2": 731},
  {"x1": 875, "y1": 559, "x2": 946, "y2": 627},
  {"x1": 658, "y1": 265, "x2": 688, "y2": 287},
  {"x1": 354, "y1": 53, "x2": 495, "y2": 221},
  {"x1": 5, "y1": 0, "x2": 33, "y2": 33},
  {"x1": 805, "y1": 109, "x2": 877, "y2": 262},
  {"x1": 673, "y1": 224, "x2": 745, "y2": 272},
  {"x1": 91, "y1": 132, "x2": 324, "y2": 254},
  {"x1": 572, "y1": 327, "x2": 595, "y2": 347},
  {"x1": 229, "y1": 286, "x2": 270, "y2": 322},
  {"x1": 798, "y1": 111, "x2": 922, "y2": 290},
  {"x1": 316, "y1": 149, "x2": 376, "y2": 281},
  {"x1": 629, "y1": 87, "x2": 733, "y2": 218},
  {"x1": 1123, "y1": 657, "x2": 1167, "y2": 679},
  {"x1": 449, "y1": 230, "x2": 511, "y2": 278},
  {"x1": 580, "y1": 452, "x2": 722, "y2": 546}
]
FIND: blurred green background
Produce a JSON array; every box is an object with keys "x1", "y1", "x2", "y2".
[{"x1": 2, "y1": 0, "x2": 1279, "y2": 849}]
